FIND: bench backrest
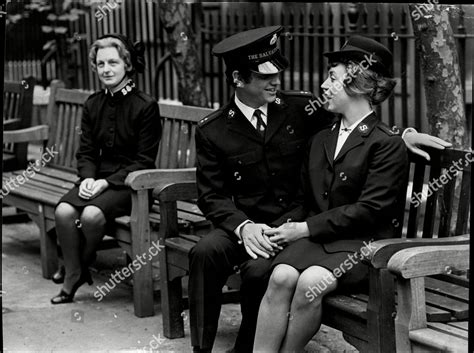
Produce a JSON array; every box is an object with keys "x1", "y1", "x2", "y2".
[
  {"x1": 44, "y1": 80, "x2": 213, "y2": 173},
  {"x1": 45, "y1": 80, "x2": 92, "y2": 172},
  {"x1": 3, "y1": 77, "x2": 35, "y2": 170},
  {"x1": 156, "y1": 104, "x2": 213, "y2": 168},
  {"x1": 403, "y1": 148, "x2": 471, "y2": 239}
]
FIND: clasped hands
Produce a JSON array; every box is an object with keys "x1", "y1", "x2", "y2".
[
  {"x1": 78, "y1": 178, "x2": 109, "y2": 200},
  {"x1": 241, "y1": 222, "x2": 310, "y2": 260}
]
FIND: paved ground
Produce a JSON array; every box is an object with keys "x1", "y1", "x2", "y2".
[{"x1": 2, "y1": 215, "x2": 358, "y2": 352}]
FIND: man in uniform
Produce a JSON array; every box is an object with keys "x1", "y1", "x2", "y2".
[{"x1": 189, "y1": 26, "x2": 451, "y2": 353}]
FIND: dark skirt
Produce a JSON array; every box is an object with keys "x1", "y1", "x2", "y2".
[
  {"x1": 58, "y1": 185, "x2": 132, "y2": 223},
  {"x1": 271, "y1": 238, "x2": 369, "y2": 293}
]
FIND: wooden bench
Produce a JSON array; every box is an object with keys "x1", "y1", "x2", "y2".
[
  {"x1": 3, "y1": 77, "x2": 35, "y2": 171},
  {"x1": 388, "y1": 244, "x2": 468, "y2": 352},
  {"x1": 154, "y1": 146, "x2": 470, "y2": 351},
  {"x1": 2, "y1": 80, "x2": 214, "y2": 317}
]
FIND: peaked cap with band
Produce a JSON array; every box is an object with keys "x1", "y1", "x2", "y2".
[{"x1": 212, "y1": 26, "x2": 289, "y2": 75}]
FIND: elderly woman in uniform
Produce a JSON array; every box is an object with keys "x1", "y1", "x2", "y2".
[
  {"x1": 253, "y1": 35, "x2": 410, "y2": 351},
  {"x1": 50, "y1": 34, "x2": 161, "y2": 304}
]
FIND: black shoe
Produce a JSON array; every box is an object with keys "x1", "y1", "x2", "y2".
[
  {"x1": 52, "y1": 265, "x2": 65, "y2": 284},
  {"x1": 50, "y1": 269, "x2": 93, "y2": 304}
]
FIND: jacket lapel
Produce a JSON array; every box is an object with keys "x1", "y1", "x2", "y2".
[
  {"x1": 265, "y1": 95, "x2": 289, "y2": 143},
  {"x1": 323, "y1": 121, "x2": 339, "y2": 167},
  {"x1": 334, "y1": 113, "x2": 378, "y2": 163},
  {"x1": 226, "y1": 100, "x2": 263, "y2": 144}
]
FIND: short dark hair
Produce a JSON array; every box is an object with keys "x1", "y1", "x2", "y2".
[
  {"x1": 329, "y1": 59, "x2": 397, "y2": 106},
  {"x1": 225, "y1": 65, "x2": 253, "y2": 87}
]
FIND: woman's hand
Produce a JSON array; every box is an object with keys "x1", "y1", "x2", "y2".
[
  {"x1": 264, "y1": 222, "x2": 310, "y2": 246},
  {"x1": 78, "y1": 178, "x2": 109, "y2": 200},
  {"x1": 88, "y1": 179, "x2": 109, "y2": 199},
  {"x1": 78, "y1": 178, "x2": 95, "y2": 199}
]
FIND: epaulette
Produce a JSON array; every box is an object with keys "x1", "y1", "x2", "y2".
[
  {"x1": 280, "y1": 90, "x2": 313, "y2": 98},
  {"x1": 135, "y1": 90, "x2": 155, "y2": 103},
  {"x1": 84, "y1": 90, "x2": 102, "y2": 103},
  {"x1": 198, "y1": 109, "x2": 222, "y2": 127},
  {"x1": 377, "y1": 122, "x2": 400, "y2": 136}
]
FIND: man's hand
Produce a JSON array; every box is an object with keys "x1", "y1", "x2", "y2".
[
  {"x1": 264, "y1": 222, "x2": 310, "y2": 246},
  {"x1": 403, "y1": 130, "x2": 452, "y2": 161},
  {"x1": 78, "y1": 178, "x2": 95, "y2": 199},
  {"x1": 241, "y1": 223, "x2": 281, "y2": 260}
]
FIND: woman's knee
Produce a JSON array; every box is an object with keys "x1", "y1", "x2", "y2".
[
  {"x1": 293, "y1": 266, "x2": 338, "y2": 306},
  {"x1": 55, "y1": 202, "x2": 79, "y2": 222},
  {"x1": 80, "y1": 206, "x2": 106, "y2": 228},
  {"x1": 267, "y1": 264, "x2": 299, "y2": 292}
]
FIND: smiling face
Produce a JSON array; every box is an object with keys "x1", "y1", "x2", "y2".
[
  {"x1": 320, "y1": 63, "x2": 352, "y2": 114},
  {"x1": 236, "y1": 72, "x2": 281, "y2": 108},
  {"x1": 96, "y1": 47, "x2": 129, "y2": 90}
]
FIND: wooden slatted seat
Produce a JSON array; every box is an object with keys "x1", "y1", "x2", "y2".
[
  {"x1": 388, "y1": 245, "x2": 469, "y2": 352},
  {"x1": 3, "y1": 77, "x2": 35, "y2": 171},
  {"x1": 2, "y1": 80, "x2": 214, "y2": 317},
  {"x1": 153, "y1": 147, "x2": 470, "y2": 351}
]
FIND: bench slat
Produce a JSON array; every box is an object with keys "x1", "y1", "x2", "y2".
[
  {"x1": 409, "y1": 328, "x2": 468, "y2": 352},
  {"x1": 425, "y1": 291, "x2": 469, "y2": 320},
  {"x1": 448, "y1": 321, "x2": 469, "y2": 331},
  {"x1": 425, "y1": 277, "x2": 469, "y2": 302},
  {"x1": 427, "y1": 322, "x2": 469, "y2": 339},
  {"x1": 35, "y1": 167, "x2": 78, "y2": 182}
]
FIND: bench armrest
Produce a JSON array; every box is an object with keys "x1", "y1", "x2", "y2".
[
  {"x1": 3, "y1": 125, "x2": 49, "y2": 144},
  {"x1": 152, "y1": 180, "x2": 198, "y2": 202},
  {"x1": 364, "y1": 234, "x2": 469, "y2": 269},
  {"x1": 125, "y1": 167, "x2": 196, "y2": 191},
  {"x1": 388, "y1": 244, "x2": 469, "y2": 279}
]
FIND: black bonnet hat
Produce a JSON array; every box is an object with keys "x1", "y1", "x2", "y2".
[
  {"x1": 98, "y1": 33, "x2": 146, "y2": 73},
  {"x1": 324, "y1": 35, "x2": 393, "y2": 77}
]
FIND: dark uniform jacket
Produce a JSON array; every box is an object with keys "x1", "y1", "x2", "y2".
[
  {"x1": 76, "y1": 84, "x2": 162, "y2": 188},
  {"x1": 196, "y1": 90, "x2": 334, "y2": 234},
  {"x1": 299, "y1": 112, "x2": 409, "y2": 253}
]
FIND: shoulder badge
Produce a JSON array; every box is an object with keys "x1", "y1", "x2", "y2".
[
  {"x1": 280, "y1": 90, "x2": 313, "y2": 98},
  {"x1": 376, "y1": 122, "x2": 399, "y2": 136},
  {"x1": 198, "y1": 109, "x2": 222, "y2": 127}
]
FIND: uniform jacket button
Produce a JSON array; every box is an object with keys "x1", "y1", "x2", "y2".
[{"x1": 322, "y1": 191, "x2": 328, "y2": 199}]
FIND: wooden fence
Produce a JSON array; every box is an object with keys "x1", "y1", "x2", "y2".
[{"x1": 5, "y1": 2, "x2": 473, "y2": 135}]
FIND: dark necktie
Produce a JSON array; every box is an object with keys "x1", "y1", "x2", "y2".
[{"x1": 254, "y1": 109, "x2": 266, "y2": 138}]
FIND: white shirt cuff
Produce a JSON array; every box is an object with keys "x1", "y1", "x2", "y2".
[
  {"x1": 402, "y1": 127, "x2": 417, "y2": 139},
  {"x1": 234, "y1": 220, "x2": 253, "y2": 244}
]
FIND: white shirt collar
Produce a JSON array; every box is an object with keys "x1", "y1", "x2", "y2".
[
  {"x1": 339, "y1": 110, "x2": 373, "y2": 134},
  {"x1": 234, "y1": 94, "x2": 268, "y2": 122}
]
